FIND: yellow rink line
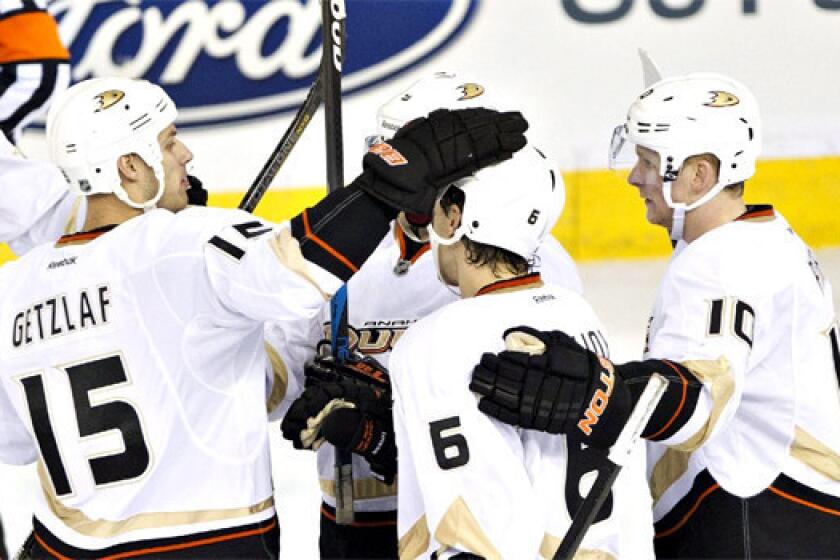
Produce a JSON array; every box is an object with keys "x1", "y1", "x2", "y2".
[{"x1": 1, "y1": 156, "x2": 838, "y2": 265}]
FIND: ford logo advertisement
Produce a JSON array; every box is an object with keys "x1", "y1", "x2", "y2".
[{"x1": 51, "y1": 0, "x2": 478, "y2": 126}]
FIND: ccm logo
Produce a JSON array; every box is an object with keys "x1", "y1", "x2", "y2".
[
  {"x1": 577, "y1": 363, "x2": 615, "y2": 436},
  {"x1": 369, "y1": 142, "x2": 408, "y2": 166}
]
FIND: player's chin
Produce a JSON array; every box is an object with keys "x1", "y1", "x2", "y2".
[{"x1": 159, "y1": 191, "x2": 190, "y2": 213}]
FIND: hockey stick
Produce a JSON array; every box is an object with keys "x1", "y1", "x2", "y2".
[
  {"x1": 320, "y1": 0, "x2": 354, "y2": 525},
  {"x1": 553, "y1": 373, "x2": 668, "y2": 560},
  {"x1": 238, "y1": 76, "x2": 323, "y2": 212}
]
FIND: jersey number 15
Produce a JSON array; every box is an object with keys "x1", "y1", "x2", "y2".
[{"x1": 18, "y1": 354, "x2": 151, "y2": 497}]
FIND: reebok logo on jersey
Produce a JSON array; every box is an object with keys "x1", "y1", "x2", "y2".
[
  {"x1": 369, "y1": 142, "x2": 408, "y2": 166},
  {"x1": 577, "y1": 363, "x2": 615, "y2": 436},
  {"x1": 47, "y1": 257, "x2": 77, "y2": 270}
]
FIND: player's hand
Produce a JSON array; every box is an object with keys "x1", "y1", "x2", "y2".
[
  {"x1": 303, "y1": 352, "x2": 391, "y2": 396},
  {"x1": 321, "y1": 391, "x2": 397, "y2": 484},
  {"x1": 470, "y1": 326, "x2": 632, "y2": 449},
  {"x1": 186, "y1": 174, "x2": 208, "y2": 206},
  {"x1": 355, "y1": 107, "x2": 528, "y2": 217},
  {"x1": 281, "y1": 357, "x2": 397, "y2": 483}
]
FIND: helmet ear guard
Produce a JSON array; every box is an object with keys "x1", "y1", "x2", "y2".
[{"x1": 47, "y1": 77, "x2": 178, "y2": 211}]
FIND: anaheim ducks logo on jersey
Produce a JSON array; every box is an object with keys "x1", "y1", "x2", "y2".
[
  {"x1": 323, "y1": 319, "x2": 416, "y2": 355},
  {"x1": 457, "y1": 83, "x2": 484, "y2": 101},
  {"x1": 704, "y1": 90, "x2": 739, "y2": 107},
  {"x1": 94, "y1": 90, "x2": 125, "y2": 112}
]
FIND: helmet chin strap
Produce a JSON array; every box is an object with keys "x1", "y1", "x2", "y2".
[
  {"x1": 113, "y1": 148, "x2": 167, "y2": 212},
  {"x1": 426, "y1": 224, "x2": 463, "y2": 296},
  {"x1": 662, "y1": 177, "x2": 727, "y2": 242}
]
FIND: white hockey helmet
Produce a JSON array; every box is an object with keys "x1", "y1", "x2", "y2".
[
  {"x1": 47, "y1": 77, "x2": 178, "y2": 210},
  {"x1": 370, "y1": 71, "x2": 497, "y2": 145},
  {"x1": 609, "y1": 73, "x2": 761, "y2": 237},
  {"x1": 428, "y1": 145, "x2": 564, "y2": 261}
]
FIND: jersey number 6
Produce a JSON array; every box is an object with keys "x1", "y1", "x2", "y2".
[{"x1": 429, "y1": 416, "x2": 470, "y2": 470}]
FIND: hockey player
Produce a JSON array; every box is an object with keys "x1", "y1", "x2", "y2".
[
  {"x1": 0, "y1": 76, "x2": 527, "y2": 558},
  {"x1": 390, "y1": 145, "x2": 651, "y2": 558},
  {"x1": 470, "y1": 73, "x2": 840, "y2": 558},
  {"x1": 284, "y1": 142, "x2": 652, "y2": 558},
  {"x1": 280, "y1": 72, "x2": 583, "y2": 559},
  {"x1": 0, "y1": 0, "x2": 71, "y2": 145}
]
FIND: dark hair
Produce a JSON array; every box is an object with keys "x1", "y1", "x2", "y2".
[{"x1": 438, "y1": 187, "x2": 531, "y2": 277}]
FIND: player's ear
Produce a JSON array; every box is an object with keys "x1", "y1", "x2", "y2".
[
  {"x1": 691, "y1": 157, "x2": 717, "y2": 196},
  {"x1": 441, "y1": 201, "x2": 462, "y2": 237},
  {"x1": 117, "y1": 153, "x2": 139, "y2": 180}
]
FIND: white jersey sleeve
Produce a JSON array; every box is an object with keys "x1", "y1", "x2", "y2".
[
  {"x1": 0, "y1": 136, "x2": 80, "y2": 253},
  {"x1": 202, "y1": 217, "x2": 340, "y2": 327},
  {"x1": 644, "y1": 252, "x2": 755, "y2": 451}
]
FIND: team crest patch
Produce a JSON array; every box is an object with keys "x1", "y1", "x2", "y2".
[
  {"x1": 369, "y1": 142, "x2": 408, "y2": 166},
  {"x1": 457, "y1": 83, "x2": 484, "y2": 100},
  {"x1": 94, "y1": 90, "x2": 125, "y2": 111},
  {"x1": 704, "y1": 91, "x2": 739, "y2": 107}
]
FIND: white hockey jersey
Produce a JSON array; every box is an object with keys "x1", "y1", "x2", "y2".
[
  {"x1": 0, "y1": 134, "x2": 83, "y2": 255},
  {"x1": 390, "y1": 277, "x2": 651, "y2": 560},
  {"x1": 0, "y1": 207, "x2": 336, "y2": 551},
  {"x1": 645, "y1": 207, "x2": 840, "y2": 524},
  {"x1": 316, "y1": 226, "x2": 584, "y2": 514}
]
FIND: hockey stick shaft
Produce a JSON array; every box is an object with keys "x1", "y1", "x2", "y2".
[
  {"x1": 238, "y1": 76, "x2": 323, "y2": 212},
  {"x1": 321, "y1": 0, "x2": 354, "y2": 525},
  {"x1": 554, "y1": 373, "x2": 668, "y2": 560}
]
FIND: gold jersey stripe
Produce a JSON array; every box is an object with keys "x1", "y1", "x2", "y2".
[
  {"x1": 319, "y1": 477, "x2": 397, "y2": 500},
  {"x1": 38, "y1": 463, "x2": 274, "y2": 538},
  {"x1": 434, "y1": 496, "x2": 500, "y2": 560},
  {"x1": 540, "y1": 532, "x2": 618, "y2": 559},
  {"x1": 264, "y1": 342, "x2": 288, "y2": 414},
  {"x1": 268, "y1": 229, "x2": 330, "y2": 301},
  {"x1": 398, "y1": 514, "x2": 430, "y2": 560},
  {"x1": 673, "y1": 357, "x2": 735, "y2": 452},
  {"x1": 791, "y1": 425, "x2": 840, "y2": 482},
  {"x1": 649, "y1": 448, "x2": 692, "y2": 505}
]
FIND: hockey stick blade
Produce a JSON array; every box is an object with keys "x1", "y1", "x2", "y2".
[
  {"x1": 554, "y1": 373, "x2": 668, "y2": 560},
  {"x1": 238, "y1": 75, "x2": 323, "y2": 213}
]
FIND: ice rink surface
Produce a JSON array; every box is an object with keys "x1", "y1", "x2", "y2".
[{"x1": 2, "y1": 249, "x2": 839, "y2": 557}]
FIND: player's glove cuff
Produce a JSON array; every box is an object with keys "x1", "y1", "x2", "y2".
[
  {"x1": 614, "y1": 359, "x2": 701, "y2": 441},
  {"x1": 321, "y1": 406, "x2": 397, "y2": 484}
]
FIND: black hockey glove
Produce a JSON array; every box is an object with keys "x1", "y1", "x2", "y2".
[
  {"x1": 281, "y1": 357, "x2": 397, "y2": 483},
  {"x1": 186, "y1": 174, "x2": 208, "y2": 206},
  {"x1": 303, "y1": 351, "x2": 391, "y2": 396},
  {"x1": 354, "y1": 107, "x2": 528, "y2": 217},
  {"x1": 470, "y1": 327, "x2": 633, "y2": 449}
]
